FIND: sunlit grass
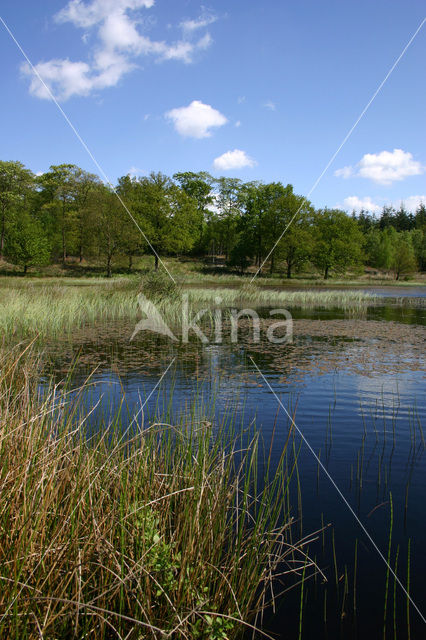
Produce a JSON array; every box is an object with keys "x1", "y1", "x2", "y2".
[
  {"x1": 0, "y1": 279, "x2": 138, "y2": 339},
  {"x1": 1, "y1": 274, "x2": 422, "y2": 341},
  {"x1": 186, "y1": 285, "x2": 377, "y2": 310},
  {"x1": 2, "y1": 254, "x2": 425, "y2": 286}
]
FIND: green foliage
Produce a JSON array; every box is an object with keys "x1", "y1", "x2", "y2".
[
  {"x1": 410, "y1": 227, "x2": 426, "y2": 271},
  {"x1": 0, "y1": 160, "x2": 34, "y2": 258},
  {"x1": 192, "y1": 613, "x2": 235, "y2": 640},
  {"x1": 131, "y1": 505, "x2": 181, "y2": 599},
  {"x1": 89, "y1": 185, "x2": 126, "y2": 277},
  {"x1": 270, "y1": 190, "x2": 314, "y2": 277},
  {"x1": 0, "y1": 158, "x2": 425, "y2": 277},
  {"x1": 116, "y1": 172, "x2": 199, "y2": 270},
  {"x1": 390, "y1": 231, "x2": 417, "y2": 280},
  {"x1": 5, "y1": 211, "x2": 50, "y2": 273},
  {"x1": 173, "y1": 171, "x2": 214, "y2": 250},
  {"x1": 365, "y1": 226, "x2": 422, "y2": 277},
  {"x1": 116, "y1": 174, "x2": 147, "y2": 269},
  {"x1": 213, "y1": 177, "x2": 242, "y2": 260},
  {"x1": 139, "y1": 268, "x2": 182, "y2": 301},
  {"x1": 312, "y1": 209, "x2": 364, "y2": 279},
  {"x1": 364, "y1": 228, "x2": 395, "y2": 269},
  {"x1": 229, "y1": 240, "x2": 251, "y2": 274}
]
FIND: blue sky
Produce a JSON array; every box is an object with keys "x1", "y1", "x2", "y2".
[{"x1": 0, "y1": 0, "x2": 425, "y2": 213}]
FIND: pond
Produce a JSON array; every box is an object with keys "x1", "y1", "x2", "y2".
[{"x1": 41, "y1": 300, "x2": 425, "y2": 639}]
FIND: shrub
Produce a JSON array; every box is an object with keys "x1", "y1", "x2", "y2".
[{"x1": 139, "y1": 269, "x2": 182, "y2": 302}]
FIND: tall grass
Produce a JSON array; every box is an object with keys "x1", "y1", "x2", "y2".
[
  {"x1": 187, "y1": 285, "x2": 377, "y2": 310},
  {"x1": 0, "y1": 346, "x2": 311, "y2": 639},
  {"x1": 0, "y1": 279, "x2": 139, "y2": 339},
  {"x1": 0, "y1": 277, "x2": 379, "y2": 341}
]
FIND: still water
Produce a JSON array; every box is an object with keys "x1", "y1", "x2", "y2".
[{"x1": 42, "y1": 301, "x2": 425, "y2": 639}]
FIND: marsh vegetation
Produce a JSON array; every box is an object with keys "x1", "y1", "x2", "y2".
[
  {"x1": 0, "y1": 265, "x2": 424, "y2": 639},
  {"x1": 0, "y1": 346, "x2": 318, "y2": 639}
]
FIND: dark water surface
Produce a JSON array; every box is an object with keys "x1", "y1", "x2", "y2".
[{"x1": 41, "y1": 302, "x2": 425, "y2": 639}]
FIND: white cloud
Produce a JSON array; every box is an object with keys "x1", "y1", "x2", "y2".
[
  {"x1": 195, "y1": 33, "x2": 213, "y2": 50},
  {"x1": 334, "y1": 165, "x2": 354, "y2": 179},
  {"x1": 335, "y1": 149, "x2": 424, "y2": 185},
  {"x1": 55, "y1": 0, "x2": 155, "y2": 29},
  {"x1": 392, "y1": 195, "x2": 426, "y2": 212},
  {"x1": 180, "y1": 13, "x2": 217, "y2": 33},
  {"x1": 166, "y1": 100, "x2": 227, "y2": 138},
  {"x1": 358, "y1": 149, "x2": 423, "y2": 184},
  {"x1": 97, "y1": 11, "x2": 144, "y2": 52},
  {"x1": 263, "y1": 101, "x2": 276, "y2": 111},
  {"x1": 22, "y1": 59, "x2": 93, "y2": 100},
  {"x1": 340, "y1": 196, "x2": 381, "y2": 214},
  {"x1": 339, "y1": 194, "x2": 426, "y2": 214},
  {"x1": 22, "y1": 0, "x2": 215, "y2": 100},
  {"x1": 235, "y1": 120, "x2": 241, "y2": 128},
  {"x1": 128, "y1": 166, "x2": 146, "y2": 177},
  {"x1": 213, "y1": 149, "x2": 256, "y2": 171}
]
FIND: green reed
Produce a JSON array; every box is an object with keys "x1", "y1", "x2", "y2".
[{"x1": 0, "y1": 345, "x2": 312, "y2": 640}]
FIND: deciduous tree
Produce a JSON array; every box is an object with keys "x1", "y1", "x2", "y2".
[
  {"x1": 312, "y1": 209, "x2": 364, "y2": 279},
  {"x1": 0, "y1": 160, "x2": 34, "y2": 259}
]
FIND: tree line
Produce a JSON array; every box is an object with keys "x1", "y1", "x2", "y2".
[{"x1": 0, "y1": 160, "x2": 425, "y2": 278}]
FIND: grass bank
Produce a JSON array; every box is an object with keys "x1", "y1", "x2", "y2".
[
  {"x1": 0, "y1": 346, "x2": 311, "y2": 639},
  {"x1": 1, "y1": 256, "x2": 425, "y2": 287}
]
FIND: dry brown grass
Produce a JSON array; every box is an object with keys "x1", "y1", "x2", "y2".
[{"x1": 0, "y1": 346, "x2": 313, "y2": 639}]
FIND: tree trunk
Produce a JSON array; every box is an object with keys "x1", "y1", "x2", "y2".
[
  {"x1": 107, "y1": 255, "x2": 112, "y2": 278},
  {"x1": 128, "y1": 253, "x2": 133, "y2": 272},
  {"x1": 324, "y1": 265, "x2": 329, "y2": 279},
  {"x1": 287, "y1": 262, "x2": 292, "y2": 279},
  {"x1": 154, "y1": 253, "x2": 159, "y2": 270},
  {"x1": 23, "y1": 264, "x2": 28, "y2": 275},
  {"x1": 270, "y1": 254, "x2": 275, "y2": 274}
]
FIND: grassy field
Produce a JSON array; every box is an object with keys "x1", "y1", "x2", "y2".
[
  {"x1": 1, "y1": 255, "x2": 425, "y2": 287},
  {"x1": 0, "y1": 345, "x2": 311, "y2": 639}
]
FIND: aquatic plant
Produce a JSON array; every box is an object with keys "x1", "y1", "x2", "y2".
[
  {"x1": 187, "y1": 286, "x2": 377, "y2": 310},
  {"x1": 0, "y1": 279, "x2": 139, "y2": 339},
  {"x1": 0, "y1": 278, "x2": 379, "y2": 340},
  {"x1": 0, "y1": 346, "x2": 314, "y2": 639}
]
